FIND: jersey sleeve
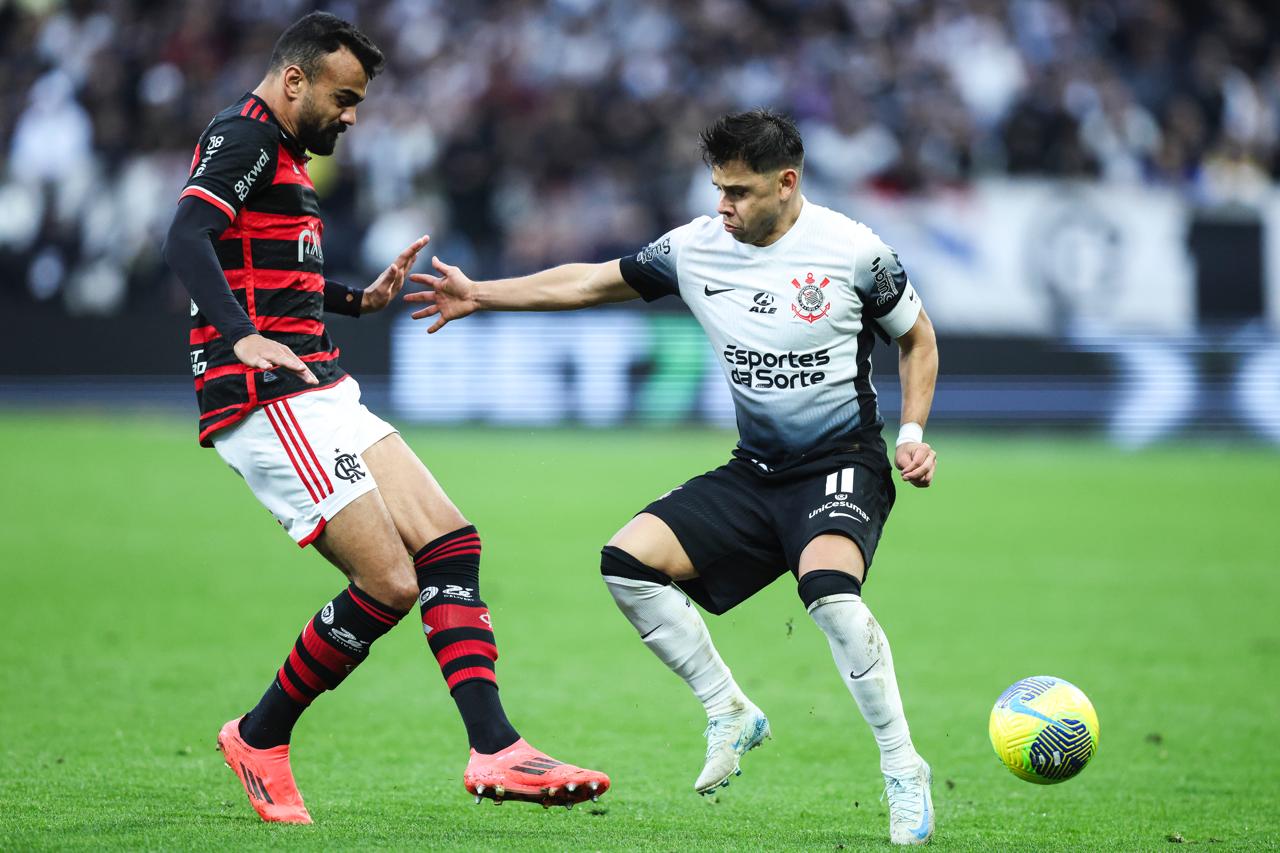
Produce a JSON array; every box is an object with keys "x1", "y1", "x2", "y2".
[
  {"x1": 179, "y1": 117, "x2": 278, "y2": 222},
  {"x1": 617, "y1": 223, "x2": 690, "y2": 302},
  {"x1": 853, "y1": 232, "x2": 922, "y2": 340}
]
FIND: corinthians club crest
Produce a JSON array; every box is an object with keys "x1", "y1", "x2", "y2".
[{"x1": 791, "y1": 272, "x2": 831, "y2": 323}]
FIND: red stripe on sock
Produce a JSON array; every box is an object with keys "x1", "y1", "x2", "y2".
[
  {"x1": 415, "y1": 546, "x2": 482, "y2": 568},
  {"x1": 301, "y1": 621, "x2": 358, "y2": 672},
  {"x1": 433, "y1": 638, "x2": 498, "y2": 667},
  {"x1": 348, "y1": 591, "x2": 398, "y2": 626},
  {"x1": 416, "y1": 534, "x2": 481, "y2": 564},
  {"x1": 420, "y1": 603, "x2": 492, "y2": 632},
  {"x1": 445, "y1": 667, "x2": 497, "y2": 689},
  {"x1": 415, "y1": 539, "x2": 482, "y2": 565},
  {"x1": 287, "y1": 648, "x2": 328, "y2": 692},
  {"x1": 277, "y1": 668, "x2": 310, "y2": 704}
]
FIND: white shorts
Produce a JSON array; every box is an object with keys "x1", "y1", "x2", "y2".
[{"x1": 213, "y1": 377, "x2": 397, "y2": 546}]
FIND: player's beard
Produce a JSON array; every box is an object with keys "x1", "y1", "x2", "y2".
[{"x1": 295, "y1": 96, "x2": 346, "y2": 155}]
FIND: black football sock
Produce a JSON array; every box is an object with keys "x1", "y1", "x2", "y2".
[
  {"x1": 451, "y1": 681, "x2": 520, "y2": 755},
  {"x1": 414, "y1": 525, "x2": 520, "y2": 754},
  {"x1": 239, "y1": 583, "x2": 406, "y2": 749}
]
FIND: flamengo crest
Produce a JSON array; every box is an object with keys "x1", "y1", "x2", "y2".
[{"x1": 792, "y1": 272, "x2": 831, "y2": 323}]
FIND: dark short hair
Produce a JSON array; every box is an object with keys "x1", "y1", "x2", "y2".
[
  {"x1": 699, "y1": 109, "x2": 804, "y2": 174},
  {"x1": 268, "y1": 12, "x2": 385, "y2": 81}
]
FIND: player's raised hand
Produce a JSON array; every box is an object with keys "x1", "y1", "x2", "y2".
[
  {"x1": 404, "y1": 256, "x2": 480, "y2": 333},
  {"x1": 362, "y1": 234, "x2": 430, "y2": 314},
  {"x1": 895, "y1": 441, "x2": 936, "y2": 488},
  {"x1": 233, "y1": 334, "x2": 318, "y2": 385}
]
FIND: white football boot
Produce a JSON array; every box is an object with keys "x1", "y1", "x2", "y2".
[
  {"x1": 694, "y1": 703, "x2": 771, "y2": 794},
  {"x1": 884, "y1": 758, "x2": 934, "y2": 845}
]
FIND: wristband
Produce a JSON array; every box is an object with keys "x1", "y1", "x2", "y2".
[
  {"x1": 323, "y1": 279, "x2": 364, "y2": 317},
  {"x1": 896, "y1": 422, "x2": 924, "y2": 447}
]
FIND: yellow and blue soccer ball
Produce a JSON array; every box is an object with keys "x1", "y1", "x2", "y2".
[{"x1": 989, "y1": 676, "x2": 1099, "y2": 784}]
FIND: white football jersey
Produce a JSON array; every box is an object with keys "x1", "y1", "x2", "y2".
[{"x1": 619, "y1": 197, "x2": 922, "y2": 465}]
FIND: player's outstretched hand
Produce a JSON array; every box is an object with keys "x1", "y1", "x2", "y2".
[
  {"x1": 362, "y1": 234, "x2": 430, "y2": 314},
  {"x1": 233, "y1": 334, "x2": 318, "y2": 385},
  {"x1": 895, "y1": 441, "x2": 936, "y2": 488},
  {"x1": 404, "y1": 256, "x2": 480, "y2": 333}
]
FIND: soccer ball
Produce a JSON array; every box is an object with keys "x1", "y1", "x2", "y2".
[{"x1": 989, "y1": 675, "x2": 1099, "y2": 784}]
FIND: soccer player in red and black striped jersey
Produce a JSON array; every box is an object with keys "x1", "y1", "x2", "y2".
[{"x1": 162, "y1": 12, "x2": 607, "y2": 824}]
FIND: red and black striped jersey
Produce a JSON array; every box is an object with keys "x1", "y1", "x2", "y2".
[{"x1": 180, "y1": 93, "x2": 346, "y2": 446}]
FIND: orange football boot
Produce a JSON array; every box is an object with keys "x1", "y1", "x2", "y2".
[
  {"x1": 463, "y1": 738, "x2": 610, "y2": 809},
  {"x1": 216, "y1": 717, "x2": 313, "y2": 824}
]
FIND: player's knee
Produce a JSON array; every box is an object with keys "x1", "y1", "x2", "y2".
[
  {"x1": 352, "y1": 562, "x2": 419, "y2": 613},
  {"x1": 380, "y1": 574, "x2": 421, "y2": 613},
  {"x1": 797, "y1": 569, "x2": 862, "y2": 613},
  {"x1": 600, "y1": 545, "x2": 672, "y2": 586}
]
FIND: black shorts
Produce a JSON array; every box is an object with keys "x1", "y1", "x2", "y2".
[{"x1": 640, "y1": 435, "x2": 896, "y2": 615}]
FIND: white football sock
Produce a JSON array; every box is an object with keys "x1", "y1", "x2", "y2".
[
  {"x1": 807, "y1": 591, "x2": 918, "y2": 776},
  {"x1": 603, "y1": 575, "x2": 746, "y2": 718}
]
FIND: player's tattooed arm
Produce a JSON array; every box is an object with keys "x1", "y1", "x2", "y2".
[
  {"x1": 894, "y1": 307, "x2": 939, "y2": 488},
  {"x1": 405, "y1": 258, "x2": 637, "y2": 334}
]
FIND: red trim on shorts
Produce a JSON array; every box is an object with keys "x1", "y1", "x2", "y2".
[
  {"x1": 298, "y1": 517, "x2": 326, "y2": 548},
  {"x1": 282, "y1": 399, "x2": 334, "y2": 494},
  {"x1": 263, "y1": 403, "x2": 322, "y2": 504},
  {"x1": 269, "y1": 401, "x2": 331, "y2": 500}
]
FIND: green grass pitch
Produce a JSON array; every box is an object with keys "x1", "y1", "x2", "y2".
[{"x1": 1, "y1": 413, "x2": 1277, "y2": 850}]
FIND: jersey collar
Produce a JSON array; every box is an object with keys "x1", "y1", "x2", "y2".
[{"x1": 243, "y1": 93, "x2": 310, "y2": 161}]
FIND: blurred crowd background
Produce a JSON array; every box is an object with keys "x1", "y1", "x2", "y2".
[
  {"x1": 1, "y1": 0, "x2": 1278, "y2": 444},
  {"x1": 1, "y1": 0, "x2": 1278, "y2": 314}
]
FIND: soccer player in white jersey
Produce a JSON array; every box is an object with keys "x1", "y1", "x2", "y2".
[{"x1": 406, "y1": 109, "x2": 940, "y2": 845}]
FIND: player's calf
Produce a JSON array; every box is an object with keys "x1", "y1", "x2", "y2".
[
  {"x1": 799, "y1": 569, "x2": 932, "y2": 843},
  {"x1": 237, "y1": 583, "x2": 408, "y2": 751},
  {"x1": 414, "y1": 525, "x2": 521, "y2": 756},
  {"x1": 600, "y1": 546, "x2": 748, "y2": 718},
  {"x1": 799, "y1": 570, "x2": 920, "y2": 776},
  {"x1": 601, "y1": 546, "x2": 769, "y2": 794}
]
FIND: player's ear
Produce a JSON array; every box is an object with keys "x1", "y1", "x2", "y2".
[
  {"x1": 778, "y1": 168, "x2": 799, "y2": 199},
  {"x1": 282, "y1": 64, "x2": 307, "y2": 100}
]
